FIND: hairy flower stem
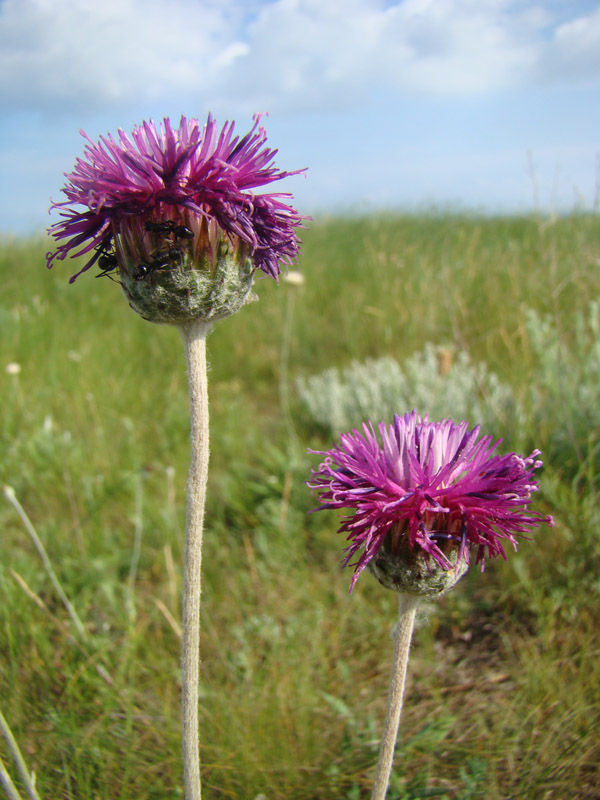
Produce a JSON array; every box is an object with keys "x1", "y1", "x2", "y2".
[
  {"x1": 371, "y1": 595, "x2": 419, "y2": 800},
  {"x1": 179, "y1": 319, "x2": 212, "y2": 800}
]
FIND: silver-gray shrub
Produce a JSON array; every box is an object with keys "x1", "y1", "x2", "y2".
[
  {"x1": 526, "y1": 300, "x2": 600, "y2": 468},
  {"x1": 297, "y1": 343, "x2": 521, "y2": 439}
]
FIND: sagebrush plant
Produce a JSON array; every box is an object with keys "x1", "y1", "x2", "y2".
[
  {"x1": 526, "y1": 300, "x2": 600, "y2": 474},
  {"x1": 45, "y1": 113, "x2": 306, "y2": 800},
  {"x1": 297, "y1": 343, "x2": 521, "y2": 440}
]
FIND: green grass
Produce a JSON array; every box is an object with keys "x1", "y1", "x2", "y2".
[{"x1": 1, "y1": 213, "x2": 599, "y2": 799}]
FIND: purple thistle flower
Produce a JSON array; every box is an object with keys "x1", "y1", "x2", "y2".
[
  {"x1": 46, "y1": 113, "x2": 306, "y2": 284},
  {"x1": 309, "y1": 411, "x2": 554, "y2": 593}
]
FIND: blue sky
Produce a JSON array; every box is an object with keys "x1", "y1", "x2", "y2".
[{"x1": 1, "y1": 0, "x2": 599, "y2": 235}]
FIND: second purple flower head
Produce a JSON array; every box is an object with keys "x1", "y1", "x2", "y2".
[{"x1": 310, "y1": 411, "x2": 554, "y2": 595}]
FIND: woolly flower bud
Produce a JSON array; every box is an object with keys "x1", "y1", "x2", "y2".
[
  {"x1": 114, "y1": 211, "x2": 256, "y2": 324},
  {"x1": 366, "y1": 522, "x2": 470, "y2": 598}
]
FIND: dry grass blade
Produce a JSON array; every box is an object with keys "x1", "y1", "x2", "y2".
[
  {"x1": 0, "y1": 712, "x2": 41, "y2": 800},
  {"x1": 3, "y1": 486, "x2": 86, "y2": 640},
  {"x1": 0, "y1": 759, "x2": 24, "y2": 800},
  {"x1": 9, "y1": 570, "x2": 114, "y2": 687}
]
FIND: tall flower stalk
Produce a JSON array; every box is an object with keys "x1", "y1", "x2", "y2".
[
  {"x1": 179, "y1": 319, "x2": 211, "y2": 798},
  {"x1": 47, "y1": 114, "x2": 306, "y2": 800},
  {"x1": 309, "y1": 411, "x2": 553, "y2": 799}
]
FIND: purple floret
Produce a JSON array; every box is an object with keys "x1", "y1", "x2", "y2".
[
  {"x1": 47, "y1": 114, "x2": 306, "y2": 283},
  {"x1": 309, "y1": 411, "x2": 554, "y2": 591}
]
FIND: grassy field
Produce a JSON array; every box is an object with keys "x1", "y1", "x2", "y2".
[{"x1": 1, "y1": 213, "x2": 599, "y2": 799}]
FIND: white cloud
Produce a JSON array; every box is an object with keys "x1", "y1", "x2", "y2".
[
  {"x1": 376, "y1": 0, "x2": 543, "y2": 93},
  {"x1": 0, "y1": 0, "x2": 245, "y2": 110},
  {"x1": 541, "y1": 5, "x2": 600, "y2": 83},
  {"x1": 0, "y1": 0, "x2": 599, "y2": 116}
]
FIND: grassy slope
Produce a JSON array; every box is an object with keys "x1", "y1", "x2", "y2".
[{"x1": 1, "y1": 214, "x2": 599, "y2": 799}]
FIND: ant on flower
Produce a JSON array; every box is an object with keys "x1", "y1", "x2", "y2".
[
  {"x1": 131, "y1": 219, "x2": 193, "y2": 281},
  {"x1": 94, "y1": 246, "x2": 120, "y2": 283},
  {"x1": 144, "y1": 220, "x2": 194, "y2": 241}
]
